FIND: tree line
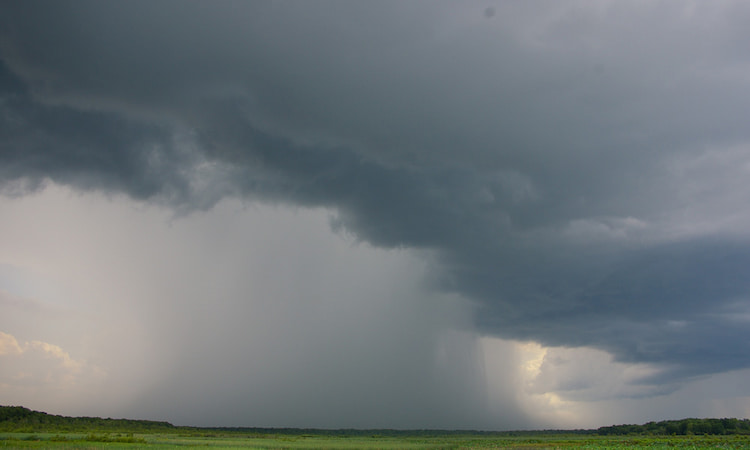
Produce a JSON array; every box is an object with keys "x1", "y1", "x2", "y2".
[
  {"x1": 0, "y1": 406, "x2": 174, "y2": 432},
  {"x1": 2, "y1": 405, "x2": 749, "y2": 435},
  {"x1": 597, "y1": 418, "x2": 750, "y2": 436}
]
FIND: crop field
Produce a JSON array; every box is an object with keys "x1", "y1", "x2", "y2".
[{"x1": 2, "y1": 431, "x2": 750, "y2": 449}]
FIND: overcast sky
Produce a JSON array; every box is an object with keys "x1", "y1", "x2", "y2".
[{"x1": 1, "y1": 0, "x2": 750, "y2": 430}]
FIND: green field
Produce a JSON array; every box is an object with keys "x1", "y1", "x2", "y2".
[
  {"x1": 2, "y1": 407, "x2": 750, "y2": 449},
  {"x1": 2, "y1": 431, "x2": 750, "y2": 449}
]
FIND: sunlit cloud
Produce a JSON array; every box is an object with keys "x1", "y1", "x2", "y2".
[{"x1": 0, "y1": 330, "x2": 104, "y2": 408}]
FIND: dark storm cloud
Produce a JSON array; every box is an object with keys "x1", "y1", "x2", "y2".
[
  {"x1": 471, "y1": 238, "x2": 750, "y2": 380},
  {"x1": 2, "y1": 0, "x2": 750, "y2": 393},
  {"x1": 0, "y1": 60, "x2": 231, "y2": 206}
]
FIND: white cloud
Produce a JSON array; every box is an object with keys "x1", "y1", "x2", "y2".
[
  {"x1": 479, "y1": 338, "x2": 750, "y2": 429},
  {"x1": 525, "y1": 346, "x2": 667, "y2": 401},
  {"x1": 0, "y1": 331, "x2": 104, "y2": 409},
  {"x1": 0, "y1": 331, "x2": 23, "y2": 355}
]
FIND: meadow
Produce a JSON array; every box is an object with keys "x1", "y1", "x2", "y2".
[
  {"x1": 2, "y1": 430, "x2": 750, "y2": 449},
  {"x1": 2, "y1": 407, "x2": 750, "y2": 449}
]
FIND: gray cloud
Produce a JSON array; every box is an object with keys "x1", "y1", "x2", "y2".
[{"x1": 2, "y1": 0, "x2": 750, "y2": 422}]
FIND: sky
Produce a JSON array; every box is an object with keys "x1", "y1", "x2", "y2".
[{"x1": 1, "y1": 0, "x2": 750, "y2": 430}]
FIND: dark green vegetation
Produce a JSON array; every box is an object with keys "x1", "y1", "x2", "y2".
[
  {"x1": 0, "y1": 405, "x2": 174, "y2": 433},
  {"x1": 2, "y1": 406, "x2": 750, "y2": 449},
  {"x1": 598, "y1": 418, "x2": 750, "y2": 436}
]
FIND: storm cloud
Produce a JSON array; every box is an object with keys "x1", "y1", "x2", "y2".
[{"x1": 2, "y1": 0, "x2": 750, "y2": 428}]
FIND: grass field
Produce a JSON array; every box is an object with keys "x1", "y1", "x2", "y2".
[
  {"x1": 2, "y1": 431, "x2": 750, "y2": 449},
  {"x1": 3, "y1": 407, "x2": 749, "y2": 449}
]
